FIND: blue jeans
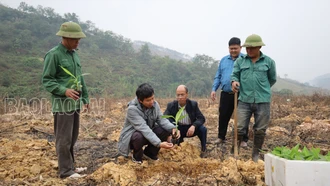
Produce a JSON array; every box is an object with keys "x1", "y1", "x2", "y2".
[{"x1": 237, "y1": 102, "x2": 270, "y2": 136}]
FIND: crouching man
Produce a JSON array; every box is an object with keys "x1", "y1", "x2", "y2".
[
  {"x1": 117, "y1": 83, "x2": 180, "y2": 163},
  {"x1": 164, "y1": 85, "x2": 207, "y2": 158}
]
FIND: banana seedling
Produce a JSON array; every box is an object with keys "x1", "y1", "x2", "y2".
[
  {"x1": 60, "y1": 65, "x2": 90, "y2": 96},
  {"x1": 162, "y1": 106, "x2": 187, "y2": 144}
]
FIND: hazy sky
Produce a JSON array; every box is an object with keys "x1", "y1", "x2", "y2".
[{"x1": 1, "y1": 0, "x2": 329, "y2": 82}]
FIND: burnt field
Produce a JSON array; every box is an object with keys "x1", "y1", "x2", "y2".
[{"x1": 1, "y1": 94, "x2": 330, "y2": 185}]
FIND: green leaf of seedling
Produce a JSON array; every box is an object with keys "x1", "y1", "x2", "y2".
[
  {"x1": 310, "y1": 148, "x2": 321, "y2": 160},
  {"x1": 60, "y1": 66, "x2": 76, "y2": 79},
  {"x1": 325, "y1": 155, "x2": 330, "y2": 161},
  {"x1": 282, "y1": 147, "x2": 291, "y2": 155},
  {"x1": 295, "y1": 154, "x2": 304, "y2": 160},
  {"x1": 319, "y1": 156, "x2": 326, "y2": 161},
  {"x1": 283, "y1": 154, "x2": 292, "y2": 160},
  {"x1": 68, "y1": 79, "x2": 75, "y2": 84},
  {"x1": 291, "y1": 144, "x2": 300, "y2": 152},
  {"x1": 311, "y1": 148, "x2": 320, "y2": 156},
  {"x1": 163, "y1": 107, "x2": 187, "y2": 135},
  {"x1": 306, "y1": 155, "x2": 314, "y2": 161},
  {"x1": 272, "y1": 146, "x2": 285, "y2": 157},
  {"x1": 302, "y1": 146, "x2": 311, "y2": 157},
  {"x1": 175, "y1": 106, "x2": 186, "y2": 122},
  {"x1": 289, "y1": 144, "x2": 300, "y2": 159},
  {"x1": 162, "y1": 115, "x2": 175, "y2": 120},
  {"x1": 326, "y1": 151, "x2": 330, "y2": 157},
  {"x1": 177, "y1": 115, "x2": 187, "y2": 121},
  {"x1": 272, "y1": 145, "x2": 329, "y2": 161}
]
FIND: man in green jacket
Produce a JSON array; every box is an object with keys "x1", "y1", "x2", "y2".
[
  {"x1": 231, "y1": 34, "x2": 276, "y2": 162},
  {"x1": 42, "y1": 22, "x2": 89, "y2": 178}
]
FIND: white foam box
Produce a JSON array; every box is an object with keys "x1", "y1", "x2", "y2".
[{"x1": 264, "y1": 153, "x2": 330, "y2": 186}]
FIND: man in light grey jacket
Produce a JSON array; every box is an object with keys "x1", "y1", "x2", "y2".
[{"x1": 118, "y1": 83, "x2": 180, "y2": 163}]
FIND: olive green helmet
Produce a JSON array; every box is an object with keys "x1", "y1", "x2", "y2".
[
  {"x1": 56, "y1": 22, "x2": 86, "y2": 38},
  {"x1": 242, "y1": 34, "x2": 265, "y2": 47}
]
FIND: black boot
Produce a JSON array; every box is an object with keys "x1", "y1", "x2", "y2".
[
  {"x1": 231, "y1": 135, "x2": 243, "y2": 154},
  {"x1": 252, "y1": 131, "x2": 265, "y2": 162}
]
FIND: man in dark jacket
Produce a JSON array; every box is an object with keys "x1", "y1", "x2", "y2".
[{"x1": 164, "y1": 85, "x2": 207, "y2": 158}]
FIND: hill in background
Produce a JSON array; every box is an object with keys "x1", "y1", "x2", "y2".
[
  {"x1": 272, "y1": 77, "x2": 329, "y2": 95},
  {"x1": 0, "y1": 3, "x2": 217, "y2": 99},
  {"x1": 0, "y1": 2, "x2": 328, "y2": 100},
  {"x1": 133, "y1": 41, "x2": 192, "y2": 62},
  {"x1": 310, "y1": 73, "x2": 330, "y2": 90}
]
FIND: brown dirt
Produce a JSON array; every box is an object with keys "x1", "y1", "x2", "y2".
[{"x1": 0, "y1": 94, "x2": 330, "y2": 185}]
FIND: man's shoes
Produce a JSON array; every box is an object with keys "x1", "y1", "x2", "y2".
[
  {"x1": 68, "y1": 173, "x2": 87, "y2": 179},
  {"x1": 74, "y1": 167, "x2": 87, "y2": 173},
  {"x1": 200, "y1": 151, "x2": 207, "y2": 158},
  {"x1": 240, "y1": 141, "x2": 248, "y2": 148},
  {"x1": 143, "y1": 152, "x2": 159, "y2": 161},
  {"x1": 214, "y1": 138, "x2": 226, "y2": 144},
  {"x1": 132, "y1": 155, "x2": 142, "y2": 164}
]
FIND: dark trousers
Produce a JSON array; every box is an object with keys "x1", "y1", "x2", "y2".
[
  {"x1": 130, "y1": 126, "x2": 170, "y2": 161},
  {"x1": 178, "y1": 124, "x2": 207, "y2": 152},
  {"x1": 219, "y1": 91, "x2": 248, "y2": 142},
  {"x1": 54, "y1": 110, "x2": 80, "y2": 178}
]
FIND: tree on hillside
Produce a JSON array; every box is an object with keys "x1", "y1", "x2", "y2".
[
  {"x1": 64, "y1": 12, "x2": 79, "y2": 23},
  {"x1": 192, "y1": 54, "x2": 216, "y2": 68},
  {"x1": 138, "y1": 44, "x2": 152, "y2": 63}
]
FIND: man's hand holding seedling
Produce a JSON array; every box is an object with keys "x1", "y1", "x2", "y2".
[
  {"x1": 172, "y1": 128, "x2": 180, "y2": 139},
  {"x1": 65, "y1": 89, "x2": 80, "y2": 100},
  {"x1": 160, "y1": 128, "x2": 181, "y2": 149}
]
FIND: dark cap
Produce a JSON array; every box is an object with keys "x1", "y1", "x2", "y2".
[{"x1": 228, "y1": 37, "x2": 241, "y2": 46}]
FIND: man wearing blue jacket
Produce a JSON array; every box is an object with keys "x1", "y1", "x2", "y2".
[{"x1": 211, "y1": 37, "x2": 248, "y2": 146}]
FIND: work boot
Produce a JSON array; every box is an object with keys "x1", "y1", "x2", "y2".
[
  {"x1": 230, "y1": 135, "x2": 243, "y2": 154},
  {"x1": 252, "y1": 131, "x2": 265, "y2": 162}
]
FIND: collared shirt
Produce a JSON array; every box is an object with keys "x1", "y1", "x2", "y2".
[
  {"x1": 212, "y1": 53, "x2": 244, "y2": 93},
  {"x1": 178, "y1": 104, "x2": 191, "y2": 125},
  {"x1": 231, "y1": 52, "x2": 277, "y2": 103},
  {"x1": 42, "y1": 43, "x2": 89, "y2": 112}
]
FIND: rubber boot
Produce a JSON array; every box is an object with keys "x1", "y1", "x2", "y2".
[
  {"x1": 230, "y1": 135, "x2": 243, "y2": 154},
  {"x1": 252, "y1": 132, "x2": 265, "y2": 162}
]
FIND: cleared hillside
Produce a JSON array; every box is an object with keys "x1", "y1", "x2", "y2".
[{"x1": 272, "y1": 77, "x2": 329, "y2": 95}]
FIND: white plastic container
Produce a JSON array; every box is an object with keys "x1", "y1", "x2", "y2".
[{"x1": 264, "y1": 153, "x2": 330, "y2": 186}]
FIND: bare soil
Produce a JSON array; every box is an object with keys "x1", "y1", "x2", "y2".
[{"x1": 0, "y1": 94, "x2": 330, "y2": 186}]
